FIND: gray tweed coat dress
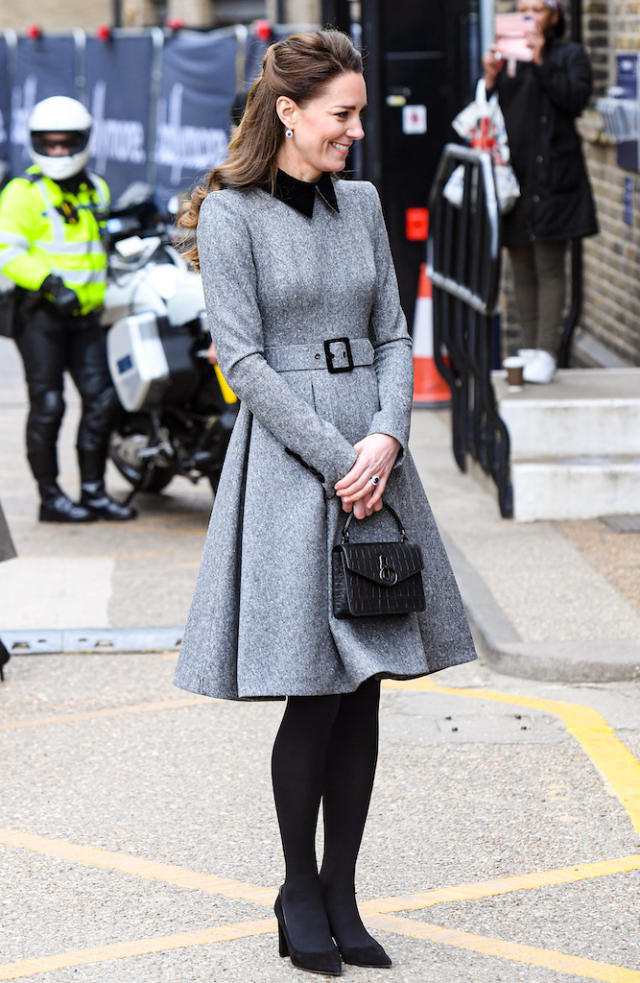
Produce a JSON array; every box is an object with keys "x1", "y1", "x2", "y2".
[{"x1": 174, "y1": 174, "x2": 476, "y2": 701}]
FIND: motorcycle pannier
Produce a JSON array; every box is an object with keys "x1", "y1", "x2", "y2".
[
  {"x1": 107, "y1": 312, "x2": 170, "y2": 412},
  {"x1": 106, "y1": 311, "x2": 198, "y2": 412}
]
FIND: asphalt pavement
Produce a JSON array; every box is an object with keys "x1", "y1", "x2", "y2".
[{"x1": 1, "y1": 336, "x2": 640, "y2": 982}]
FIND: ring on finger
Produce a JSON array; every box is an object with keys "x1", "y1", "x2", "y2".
[{"x1": 369, "y1": 475, "x2": 380, "y2": 487}]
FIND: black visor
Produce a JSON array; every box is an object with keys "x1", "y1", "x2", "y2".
[{"x1": 31, "y1": 130, "x2": 90, "y2": 157}]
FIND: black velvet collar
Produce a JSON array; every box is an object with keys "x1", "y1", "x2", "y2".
[{"x1": 272, "y1": 168, "x2": 339, "y2": 218}]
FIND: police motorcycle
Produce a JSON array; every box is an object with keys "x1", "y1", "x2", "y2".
[{"x1": 102, "y1": 187, "x2": 238, "y2": 498}]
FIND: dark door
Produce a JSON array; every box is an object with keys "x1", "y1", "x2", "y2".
[{"x1": 324, "y1": 0, "x2": 480, "y2": 321}]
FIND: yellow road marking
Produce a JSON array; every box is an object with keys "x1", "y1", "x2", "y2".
[
  {"x1": 0, "y1": 698, "x2": 208, "y2": 732},
  {"x1": 4, "y1": 826, "x2": 639, "y2": 917},
  {"x1": 103, "y1": 550, "x2": 194, "y2": 559},
  {"x1": 360, "y1": 854, "x2": 640, "y2": 914},
  {"x1": 367, "y1": 916, "x2": 640, "y2": 983},
  {"x1": 385, "y1": 678, "x2": 640, "y2": 836},
  {"x1": 9, "y1": 671, "x2": 639, "y2": 854},
  {"x1": 0, "y1": 919, "x2": 276, "y2": 982},
  {"x1": 121, "y1": 523, "x2": 206, "y2": 536},
  {"x1": 0, "y1": 828, "x2": 276, "y2": 907},
  {"x1": 2, "y1": 909, "x2": 639, "y2": 982},
  {"x1": 2, "y1": 680, "x2": 640, "y2": 979}
]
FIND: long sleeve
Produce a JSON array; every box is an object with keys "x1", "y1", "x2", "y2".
[
  {"x1": 197, "y1": 191, "x2": 358, "y2": 498},
  {"x1": 0, "y1": 181, "x2": 50, "y2": 290},
  {"x1": 359, "y1": 183, "x2": 413, "y2": 456},
  {"x1": 533, "y1": 43, "x2": 592, "y2": 117}
]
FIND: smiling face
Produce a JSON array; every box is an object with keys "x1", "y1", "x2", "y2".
[
  {"x1": 517, "y1": 0, "x2": 559, "y2": 33},
  {"x1": 276, "y1": 71, "x2": 366, "y2": 182}
]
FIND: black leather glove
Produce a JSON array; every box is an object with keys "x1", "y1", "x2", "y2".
[{"x1": 40, "y1": 275, "x2": 81, "y2": 316}]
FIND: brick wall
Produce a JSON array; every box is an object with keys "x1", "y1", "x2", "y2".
[
  {"x1": 265, "y1": 0, "x2": 320, "y2": 23},
  {"x1": 167, "y1": 0, "x2": 212, "y2": 25},
  {"x1": 0, "y1": 0, "x2": 112, "y2": 31},
  {"x1": 0, "y1": 0, "x2": 262, "y2": 31},
  {"x1": 579, "y1": 1, "x2": 640, "y2": 365}
]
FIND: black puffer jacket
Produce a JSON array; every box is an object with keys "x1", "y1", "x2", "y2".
[{"x1": 491, "y1": 37, "x2": 598, "y2": 247}]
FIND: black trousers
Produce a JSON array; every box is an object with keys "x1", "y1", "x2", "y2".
[{"x1": 15, "y1": 305, "x2": 119, "y2": 485}]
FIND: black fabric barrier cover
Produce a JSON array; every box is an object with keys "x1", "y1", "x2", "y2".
[
  {"x1": 244, "y1": 34, "x2": 266, "y2": 91},
  {"x1": 154, "y1": 31, "x2": 237, "y2": 209},
  {"x1": 10, "y1": 35, "x2": 76, "y2": 177},
  {"x1": 85, "y1": 34, "x2": 156, "y2": 203}
]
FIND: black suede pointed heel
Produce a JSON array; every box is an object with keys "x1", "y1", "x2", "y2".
[
  {"x1": 274, "y1": 891, "x2": 342, "y2": 976},
  {"x1": 334, "y1": 937, "x2": 392, "y2": 969},
  {"x1": 324, "y1": 902, "x2": 392, "y2": 968}
]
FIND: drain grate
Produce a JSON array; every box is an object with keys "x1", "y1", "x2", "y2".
[{"x1": 0, "y1": 627, "x2": 183, "y2": 655}]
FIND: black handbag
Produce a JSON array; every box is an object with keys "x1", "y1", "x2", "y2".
[{"x1": 332, "y1": 503, "x2": 426, "y2": 618}]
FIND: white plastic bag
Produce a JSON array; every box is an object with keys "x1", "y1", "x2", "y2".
[{"x1": 444, "y1": 79, "x2": 520, "y2": 214}]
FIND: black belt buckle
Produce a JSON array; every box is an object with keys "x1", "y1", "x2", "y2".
[{"x1": 324, "y1": 337, "x2": 354, "y2": 374}]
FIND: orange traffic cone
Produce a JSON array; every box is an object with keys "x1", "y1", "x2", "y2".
[{"x1": 412, "y1": 262, "x2": 450, "y2": 407}]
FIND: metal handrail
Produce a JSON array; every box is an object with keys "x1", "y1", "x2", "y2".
[{"x1": 427, "y1": 144, "x2": 513, "y2": 518}]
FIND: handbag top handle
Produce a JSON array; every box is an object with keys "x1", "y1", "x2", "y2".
[{"x1": 339, "y1": 502, "x2": 408, "y2": 544}]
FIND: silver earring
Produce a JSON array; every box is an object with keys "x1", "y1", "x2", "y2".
[{"x1": 285, "y1": 128, "x2": 293, "y2": 138}]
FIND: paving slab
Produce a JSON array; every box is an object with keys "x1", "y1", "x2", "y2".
[
  {"x1": 415, "y1": 871, "x2": 640, "y2": 970},
  {"x1": 1, "y1": 653, "x2": 640, "y2": 983}
]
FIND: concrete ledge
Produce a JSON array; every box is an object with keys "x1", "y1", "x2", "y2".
[
  {"x1": 443, "y1": 532, "x2": 640, "y2": 683},
  {"x1": 494, "y1": 367, "x2": 640, "y2": 459},
  {"x1": 512, "y1": 457, "x2": 640, "y2": 521},
  {"x1": 479, "y1": 638, "x2": 640, "y2": 684},
  {"x1": 501, "y1": 401, "x2": 640, "y2": 460}
]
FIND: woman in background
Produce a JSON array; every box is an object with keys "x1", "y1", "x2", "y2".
[{"x1": 484, "y1": 0, "x2": 597, "y2": 383}]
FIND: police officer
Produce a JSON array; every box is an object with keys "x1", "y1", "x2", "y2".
[{"x1": 0, "y1": 96, "x2": 135, "y2": 522}]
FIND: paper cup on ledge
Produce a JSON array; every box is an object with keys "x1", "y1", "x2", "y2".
[{"x1": 503, "y1": 355, "x2": 524, "y2": 389}]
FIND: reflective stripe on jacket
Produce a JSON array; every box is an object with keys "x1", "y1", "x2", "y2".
[{"x1": 0, "y1": 166, "x2": 110, "y2": 315}]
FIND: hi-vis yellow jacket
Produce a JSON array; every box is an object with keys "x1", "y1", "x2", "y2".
[{"x1": 0, "y1": 166, "x2": 110, "y2": 316}]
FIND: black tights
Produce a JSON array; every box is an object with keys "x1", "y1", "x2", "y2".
[{"x1": 271, "y1": 677, "x2": 380, "y2": 952}]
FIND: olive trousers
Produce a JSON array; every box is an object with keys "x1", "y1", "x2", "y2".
[{"x1": 508, "y1": 240, "x2": 568, "y2": 356}]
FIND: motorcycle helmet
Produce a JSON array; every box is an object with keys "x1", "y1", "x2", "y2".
[{"x1": 28, "y1": 96, "x2": 92, "y2": 181}]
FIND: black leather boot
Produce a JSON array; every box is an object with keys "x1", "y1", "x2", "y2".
[
  {"x1": 80, "y1": 481, "x2": 137, "y2": 521},
  {"x1": 0, "y1": 638, "x2": 10, "y2": 683},
  {"x1": 38, "y1": 482, "x2": 96, "y2": 523}
]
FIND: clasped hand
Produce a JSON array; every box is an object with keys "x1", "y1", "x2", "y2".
[{"x1": 335, "y1": 433, "x2": 401, "y2": 519}]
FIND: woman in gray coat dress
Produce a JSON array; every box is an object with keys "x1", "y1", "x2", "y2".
[{"x1": 175, "y1": 30, "x2": 476, "y2": 976}]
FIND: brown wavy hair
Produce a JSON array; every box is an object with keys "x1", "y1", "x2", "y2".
[{"x1": 179, "y1": 29, "x2": 363, "y2": 269}]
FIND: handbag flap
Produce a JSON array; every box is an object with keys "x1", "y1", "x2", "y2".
[{"x1": 336, "y1": 542, "x2": 424, "y2": 587}]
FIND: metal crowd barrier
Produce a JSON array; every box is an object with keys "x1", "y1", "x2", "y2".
[{"x1": 427, "y1": 144, "x2": 513, "y2": 518}]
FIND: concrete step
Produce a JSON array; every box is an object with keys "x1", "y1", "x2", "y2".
[
  {"x1": 492, "y1": 368, "x2": 640, "y2": 460},
  {"x1": 512, "y1": 455, "x2": 640, "y2": 521}
]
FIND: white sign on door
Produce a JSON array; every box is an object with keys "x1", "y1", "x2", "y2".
[{"x1": 402, "y1": 105, "x2": 427, "y2": 135}]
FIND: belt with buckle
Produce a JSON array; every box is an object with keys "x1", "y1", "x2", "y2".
[{"x1": 265, "y1": 337, "x2": 373, "y2": 374}]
